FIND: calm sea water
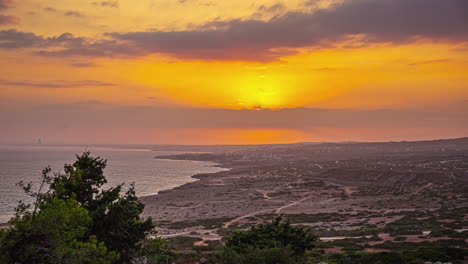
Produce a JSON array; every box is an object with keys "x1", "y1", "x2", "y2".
[{"x1": 0, "y1": 145, "x2": 226, "y2": 223}]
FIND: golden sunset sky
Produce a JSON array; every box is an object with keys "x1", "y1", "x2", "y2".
[{"x1": 0, "y1": 0, "x2": 467, "y2": 144}]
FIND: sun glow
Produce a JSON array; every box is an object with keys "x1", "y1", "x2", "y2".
[
  {"x1": 96, "y1": 42, "x2": 468, "y2": 111},
  {"x1": 235, "y1": 75, "x2": 286, "y2": 109}
]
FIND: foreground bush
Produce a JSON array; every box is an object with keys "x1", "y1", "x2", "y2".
[{"x1": 223, "y1": 216, "x2": 317, "y2": 264}]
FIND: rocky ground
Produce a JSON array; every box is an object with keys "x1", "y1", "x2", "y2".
[{"x1": 141, "y1": 138, "x2": 468, "y2": 249}]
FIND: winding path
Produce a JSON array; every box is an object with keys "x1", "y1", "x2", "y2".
[
  {"x1": 275, "y1": 194, "x2": 315, "y2": 214},
  {"x1": 223, "y1": 208, "x2": 274, "y2": 228}
]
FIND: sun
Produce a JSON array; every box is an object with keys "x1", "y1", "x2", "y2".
[{"x1": 235, "y1": 75, "x2": 286, "y2": 109}]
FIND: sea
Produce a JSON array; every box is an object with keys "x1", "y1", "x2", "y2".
[{"x1": 0, "y1": 145, "x2": 226, "y2": 223}]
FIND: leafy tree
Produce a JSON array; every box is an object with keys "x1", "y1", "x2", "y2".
[
  {"x1": 223, "y1": 215, "x2": 317, "y2": 264},
  {"x1": 0, "y1": 152, "x2": 155, "y2": 263},
  {"x1": 88, "y1": 184, "x2": 155, "y2": 261},
  {"x1": 0, "y1": 198, "x2": 118, "y2": 263},
  {"x1": 50, "y1": 152, "x2": 154, "y2": 262},
  {"x1": 51, "y1": 152, "x2": 108, "y2": 209}
]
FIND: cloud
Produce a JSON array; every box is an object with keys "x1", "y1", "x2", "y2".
[
  {"x1": 69, "y1": 61, "x2": 97, "y2": 67},
  {"x1": 84, "y1": 100, "x2": 103, "y2": 104},
  {"x1": 92, "y1": 1, "x2": 119, "y2": 8},
  {"x1": 178, "y1": 0, "x2": 214, "y2": 6},
  {"x1": 0, "y1": 0, "x2": 18, "y2": 25},
  {"x1": 0, "y1": 29, "x2": 128, "y2": 57},
  {"x1": 0, "y1": 79, "x2": 115, "y2": 88},
  {"x1": 0, "y1": 0, "x2": 13, "y2": 9},
  {"x1": 407, "y1": 59, "x2": 451, "y2": 66},
  {"x1": 1, "y1": 101, "x2": 467, "y2": 144},
  {"x1": 0, "y1": 14, "x2": 18, "y2": 25},
  {"x1": 251, "y1": 3, "x2": 287, "y2": 20},
  {"x1": 64, "y1": 11, "x2": 85, "y2": 18},
  {"x1": 0, "y1": 30, "x2": 94, "y2": 52},
  {"x1": 256, "y1": 3, "x2": 287, "y2": 14},
  {"x1": 102, "y1": 0, "x2": 467, "y2": 60},
  {"x1": 1, "y1": 0, "x2": 467, "y2": 61},
  {"x1": 0, "y1": 30, "x2": 43, "y2": 48},
  {"x1": 44, "y1": 6, "x2": 57, "y2": 12},
  {"x1": 44, "y1": 7, "x2": 86, "y2": 18},
  {"x1": 1, "y1": 103, "x2": 467, "y2": 130}
]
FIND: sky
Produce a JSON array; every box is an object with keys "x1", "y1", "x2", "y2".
[{"x1": 0, "y1": 0, "x2": 467, "y2": 145}]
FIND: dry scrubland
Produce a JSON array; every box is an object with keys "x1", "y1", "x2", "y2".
[{"x1": 141, "y1": 138, "x2": 468, "y2": 255}]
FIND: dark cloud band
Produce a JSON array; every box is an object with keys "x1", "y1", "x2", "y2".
[
  {"x1": 1, "y1": 0, "x2": 467, "y2": 61},
  {"x1": 1, "y1": 103, "x2": 467, "y2": 130},
  {"x1": 0, "y1": 79, "x2": 115, "y2": 88}
]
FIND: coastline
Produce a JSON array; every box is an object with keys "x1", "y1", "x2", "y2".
[
  {"x1": 141, "y1": 156, "x2": 231, "y2": 198},
  {"x1": 2, "y1": 139, "x2": 467, "y2": 253},
  {"x1": 140, "y1": 142, "x2": 468, "y2": 247},
  {"x1": 0, "y1": 147, "x2": 229, "y2": 224}
]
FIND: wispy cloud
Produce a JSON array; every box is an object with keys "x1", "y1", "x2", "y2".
[
  {"x1": 178, "y1": 0, "x2": 214, "y2": 6},
  {"x1": 44, "y1": 6, "x2": 86, "y2": 18},
  {"x1": 0, "y1": 79, "x2": 115, "y2": 88},
  {"x1": 64, "y1": 11, "x2": 85, "y2": 18},
  {"x1": 0, "y1": 0, "x2": 18, "y2": 25},
  {"x1": 43, "y1": 6, "x2": 56, "y2": 12},
  {"x1": 0, "y1": 0, "x2": 14, "y2": 9},
  {"x1": 257, "y1": 3, "x2": 286, "y2": 13},
  {"x1": 0, "y1": 14, "x2": 18, "y2": 25},
  {"x1": 92, "y1": 1, "x2": 119, "y2": 8},
  {"x1": 69, "y1": 61, "x2": 97, "y2": 67},
  {"x1": 407, "y1": 59, "x2": 452, "y2": 66}
]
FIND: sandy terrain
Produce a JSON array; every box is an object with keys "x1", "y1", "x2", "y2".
[{"x1": 141, "y1": 139, "x2": 468, "y2": 247}]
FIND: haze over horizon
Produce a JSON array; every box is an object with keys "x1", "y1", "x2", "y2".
[{"x1": 1, "y1": 0, "x2": 467, "y2": 145}]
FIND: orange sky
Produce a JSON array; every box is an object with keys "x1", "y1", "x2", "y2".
[{"x1": 0, "y1": 0, "x2": 467, "y2": 144}]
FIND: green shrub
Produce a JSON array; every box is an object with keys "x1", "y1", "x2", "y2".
[
  {"x1": 137, "y1": 238, "x2": 174, "y2": 264},
  {"x1": 223, "y1": 216, "x2": 317, "y2": 264},
  {"x1": 353, "y1": 252, "x2": 407, "y2": 264},
  {"x1": 342, "y1": 245, "x2": 365, "y2": 252},
  {"x1": 223, "y1": 246, "x2": 300, "y2": 264}
]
